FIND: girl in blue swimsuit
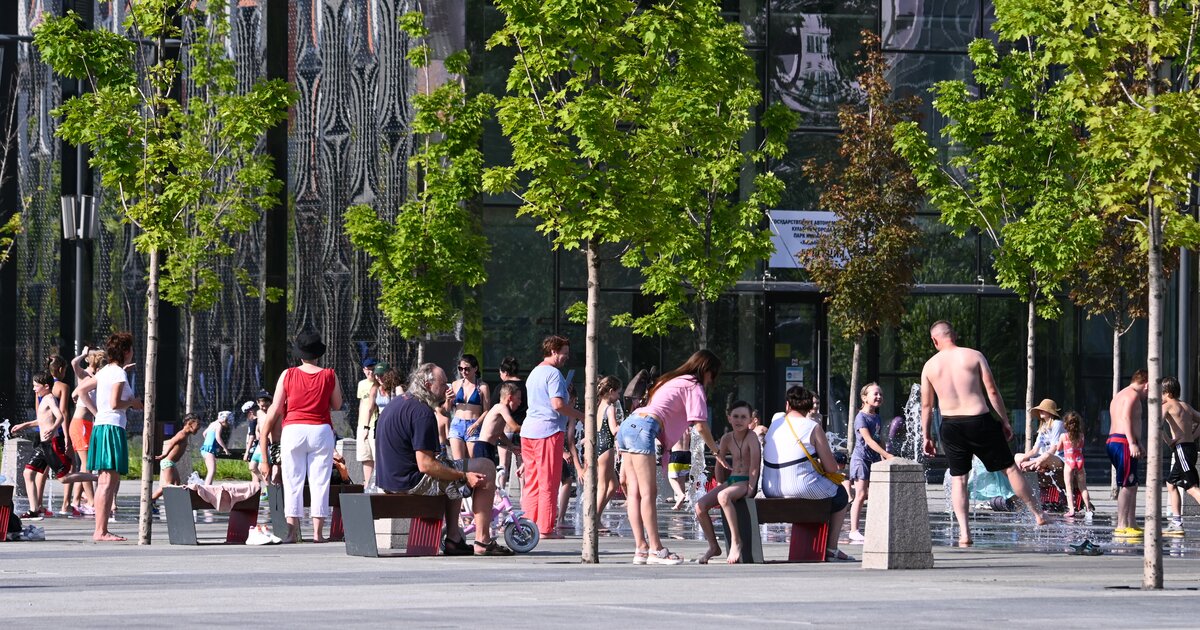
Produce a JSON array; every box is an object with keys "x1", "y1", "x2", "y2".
[{"x1": 200, "y1": 411, "x2": 232, "y2": 485}]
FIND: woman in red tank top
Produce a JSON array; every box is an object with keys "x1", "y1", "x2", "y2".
[{"x1": 259, "y1": 330, "x2": 343, "y2": 543}]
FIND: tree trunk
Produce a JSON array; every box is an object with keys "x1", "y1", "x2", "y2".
[
  {"x1": 581, "y1": 239, "x2": 600, "y2": 563},
  {"x1": 1143, "y1": 5, "x2": 1163, "y2": 587},
  {"x1": 847, "y1": 335, "x2": 862, "y2": 458},
  {"x1": 1145, "y1": 199, "x2": 1165, "y2": 588},
  {"x1": 1025, "y1": 297, "x2": 1036, "y2": 451},
  {"x1": 184, "y1": 309, "x2": 196, "y2": 414},
  {"x1": 416, "y1": 338, "x2": 425, "y2": 366},
  {"x1": 1111, "y1": 326, "x2": 1121, "y2": 499},
  {"x1": 697, "y1": 298, "x2": 709, "y2": 351},
  {"x1": 139, "y1": 248, "x2": 161, "y2": 545}
]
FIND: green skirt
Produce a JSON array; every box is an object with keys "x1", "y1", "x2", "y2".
[{"x1": 88, "y1": 424, "x2": 129, "y2": 475}]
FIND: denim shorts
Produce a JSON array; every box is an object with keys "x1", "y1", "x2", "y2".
[
  {"x1": 448, "y1": 416, "x2": 476, "y2": 441},
  {"x1": 615, "y1": 413, "x2": 660, "y2": 455}
]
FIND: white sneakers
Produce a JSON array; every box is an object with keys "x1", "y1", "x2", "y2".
[
  {"x1": 848, "y1": 530, "x2": 866, "y2": 543},
  {"x1": 245, "y1": 525, "x2": 282, "y2": 546}
]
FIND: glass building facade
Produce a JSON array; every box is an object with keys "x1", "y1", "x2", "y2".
[{"x1": 1, "y1": 1, "x2": 1194, "y2": 465}]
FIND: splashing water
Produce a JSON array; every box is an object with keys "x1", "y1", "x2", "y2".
[{"x1": 899, "y1": 383, "x2": 925, "y2": 463}]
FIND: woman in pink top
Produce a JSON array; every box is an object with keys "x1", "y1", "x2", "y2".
[
  {"x1": 614, "y1": 350, "x2": 721, "y2": 565},
  {"x1": 259, "y1": 330, "x2": 343, "y2": 543}
]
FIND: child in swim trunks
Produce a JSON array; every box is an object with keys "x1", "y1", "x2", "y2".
[
  {"x1": 694, "y1": 407, "x2": 756, "y2": 564},
  {"x1": 666, "y1": 432, "x2": 692, "y2": 511},
  {"x1": 152, "y1": 414, "x2": 201, "y2": 500},
  {"x1": 470, "y1": 382, "x2": 522, "y2": 466},
  {"x1": 14, "y1": 372, "x2": 99, "y2": 519}
]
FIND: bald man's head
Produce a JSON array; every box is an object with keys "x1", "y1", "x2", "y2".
[{"x1": 930, "y1": 320, "x2": 956, "y2": 341}]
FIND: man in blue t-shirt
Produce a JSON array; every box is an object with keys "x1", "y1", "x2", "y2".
[{"x1": 375, "y1": 362, "x2": 513, "y2": 556}]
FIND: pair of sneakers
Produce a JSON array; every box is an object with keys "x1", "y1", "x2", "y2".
[
  {"x1": 245, "y1": 525, "x2": 283, "y2": 546},
  {"x1": 1164, "y1": 519, "x2": 1185, "y2": 535},
  {"x1": 632, "y1": 548, "x2": 684, "y2": 565},
  {"x1": 1113, "y1": 526, "x2": 1144, "y2": 537}
]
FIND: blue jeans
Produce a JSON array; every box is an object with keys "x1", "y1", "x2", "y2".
[{"x1": 615, "y1": 413, "x2": 660, "y2": 454}]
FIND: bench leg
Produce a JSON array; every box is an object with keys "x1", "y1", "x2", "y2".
[
  {"x1": 340, "y1": 494, "x2": 380, "y2": 557},
  {"x1": 406, "y1": 517, "x2": 444, "y2": 556},
  {"x1": 225, "y1": 508, "x2": 258, "y2": 544},
  {"x1": 719, "y1": 498, "x2": 763, "y2": 564},
  {"x1": 163, "y1": 487, "x2": 199, "y2": 545},
  {"x1": 788, "y1": 522, "x2": 828, "y2": 562},
  {"x1": 0, "y1": 506, "x2": 9, "y2": 541},
  {"x1": 269, "y1": 484, "x2": 288, "y2": 535},
  {"x1": 328, "y1": 506, "x2": 344, "y2": 542}
]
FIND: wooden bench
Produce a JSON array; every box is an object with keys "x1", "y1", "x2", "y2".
[
  {"x1": 0, "y1": 485, "x2": 12, "y2": 541},
  {"x1": 340, "y1": 493, "x2": 452, "y2": 557},
  {"x1": 722, "y1": 497, "x2": 833, "y2": 563},
  {"x1": 267, "y1": 483, "x2": 362, "y2": 542},
  {"x1": 163, "y1": 486, "x2": 261, "y2": 545}
]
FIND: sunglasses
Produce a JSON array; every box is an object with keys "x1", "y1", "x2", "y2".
[{"x1": 459, "y1": 365, "x2": 474, "y2": 371}]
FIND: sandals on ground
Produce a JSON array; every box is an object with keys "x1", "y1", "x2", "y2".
[
  {"x1": 474, "y1": 539, "x2": 515, "y2": 556},
  {"x1": 647, "y1": 548, "x2": 684, "y2": 565}
]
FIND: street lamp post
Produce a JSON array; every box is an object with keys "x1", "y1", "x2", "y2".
[{"x1": 60, "y1": 193, "x2": 96, "y2": 355}]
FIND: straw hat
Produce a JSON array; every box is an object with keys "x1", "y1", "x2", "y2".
[{"x1": 1028, "y1": 399, "x2": 1061, "y2": 419}]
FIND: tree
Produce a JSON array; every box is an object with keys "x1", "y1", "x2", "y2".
[
  {"x1": 484, "y1": 0, "x2": 767, "y2": 562},
  {"x1": 991, "y1": 0, "x2": 1200, "y2": 588},
  {"x1": 34, "y1": 1, "x2": 292, "y2": 544},
  {"x1": 343, "y1": 10, "x2": 493, "y2": 363},
  {"x1": 894, "y1": 38, "x2": 1101, "y2": 450},
  {"x1": 1068, "y1": 220, "x2": 1168, "y2": 498},
  {"x1": 0, "y1": 75, "x2": 20, "y2": 270},
  {"x1": 800, "y1": 31, "x2": 922, "y2": 433},
  {"x1": 613, "y1": 60, "x2": 793, "y2": 351}
]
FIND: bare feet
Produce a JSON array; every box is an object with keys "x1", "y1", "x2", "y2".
[
  {"x1": 93, "y1": 532, "x2": 126, "y2": 542},
  {"x1": 1034, "y1": 512, "x2": 1047, "y2": 526},
  {"x1": 698, "y1": 545, "x2": 721, "y2": 564},
  {"x1": 671, "y1": 497, "x2": 685, "y2": 511},
  {"x1": 956, "y1": 537, "x2": 973, "y2": 548},
  {"x1": 726, "y1": 544, "x2": 742, "y2": 564}
]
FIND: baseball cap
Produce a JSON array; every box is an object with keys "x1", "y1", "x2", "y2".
[
  {"x1": 373, "y1": 362, "x2": 391, "y2": 376},
  {"x1": 241, "y1": 401, "x2": 256, "y2": 413},
  {"x1": 362, "y1": 358, "x2": 378, "y2": 368},
  {"x1": 217, "y1": 410, "x2": 234, "y2": 423}
]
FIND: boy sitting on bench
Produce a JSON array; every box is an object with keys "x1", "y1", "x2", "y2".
[{"x1": 695, "y1": 401, "x2": 758, "y2": 563}]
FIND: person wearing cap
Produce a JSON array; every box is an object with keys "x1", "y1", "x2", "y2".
[
  {"x1": 200, "y1": 411, "x2": 234, "y2": 485},
  {"x1": 259, "y1": 330, "x2": 343, "y2": 543},
  {"x1": 356, "y1": 361, "x2": 393, "y2": 486},
  {"x1": 357, "y1": 358, "x2": 379, "y2": 400},
  {"x1": 1014, "y1": 399, "x2": 1065, "y2": 472}
]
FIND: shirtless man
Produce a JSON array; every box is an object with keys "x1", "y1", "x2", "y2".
[
  {"x1": 1107, "y1": 370, "x2": 1148, "y2": 534},
  {"x1": 1159, "y1": 376, "x2": 1198, "y2": 534},
  {"x1": 921, "y1": 320, "x2": 1045, "y2": 546},
  {"x1": 13, "y1": 372, "x2": 98, "y2": 518},
  {"x1": 470, "y1": 382, "x2": 521, "y2": 467}
]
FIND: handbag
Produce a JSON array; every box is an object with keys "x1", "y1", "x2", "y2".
[{"x1": 785, "y1": 416, "x2": 847, "y2": 485}]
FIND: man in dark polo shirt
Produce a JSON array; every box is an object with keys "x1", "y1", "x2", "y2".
[{"x1": 375, "y1": 362, "x2": 513, "y2": 556}]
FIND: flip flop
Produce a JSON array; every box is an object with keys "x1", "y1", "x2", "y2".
[
  {"x1": 825, "y1": 548, "x2": 855, "y2": 562},
  {"x1": 474, "y1": 540, "x2": 515, "y2": 556}
]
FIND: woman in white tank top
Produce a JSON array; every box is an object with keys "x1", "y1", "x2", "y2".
[{"x1": 761, "y1": 385, "x2": 853, "y2": 561}]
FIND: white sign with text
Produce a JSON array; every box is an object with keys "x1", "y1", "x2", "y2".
[{"x1": 768, "y1": 209, "x2": 837, "y2": 268}]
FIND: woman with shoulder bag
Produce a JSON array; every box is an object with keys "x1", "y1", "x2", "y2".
[{"x1": 761, "y1": 385, "x2": 853, "y2": 561}]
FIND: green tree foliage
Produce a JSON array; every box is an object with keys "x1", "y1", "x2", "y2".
[
  {"x1": 989, "y1": 0, "x2": 1200, "y2": 587},
  {"x1": 483, "y1": 0, "x2": 771, "y2": 561},
  {"x1": 34, "y1": 1, "x2": 292, "y2": 543},
  {"x1": 344, "y1": 11, "x2": 493, "y2": 355},
  {"x1": 800, "y1": 32, "x2": 922, "y2": 427},
  {"x1": 894, "y1": 38, "x2": 1101, "y2": 446}
]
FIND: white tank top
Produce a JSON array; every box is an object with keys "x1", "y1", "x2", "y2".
[{"x1": 761, "y1": 414, "x2": 838, "y2": 499}]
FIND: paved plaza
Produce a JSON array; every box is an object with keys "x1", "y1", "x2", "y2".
[{"x1": 3, "y1": 484, "x2": 1200, "y2": 627}]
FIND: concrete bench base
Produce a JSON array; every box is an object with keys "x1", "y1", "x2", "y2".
[
  {"x1": 722, "y1": 497, "x2": 833, "y2": 563},
  {"x1": 341, "y1": 493, "x2": 451, "y2": 558},
  {"x1": 163, "y1": 486, "x2": 260, "y2": 545}
]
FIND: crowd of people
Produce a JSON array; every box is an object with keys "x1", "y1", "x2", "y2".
[{"x1": 12, "y1": 320, "x2": 1200, "y2": 559}]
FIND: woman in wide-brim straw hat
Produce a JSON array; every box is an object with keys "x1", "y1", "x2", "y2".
[
  {"x1": 1015, "y1": 398, "x2": 1066, "y2": 472},
  {"x1": 258, "y1": 329, "x2": 343, "y2": 543}
]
